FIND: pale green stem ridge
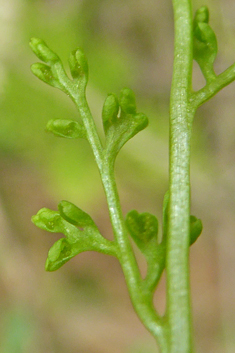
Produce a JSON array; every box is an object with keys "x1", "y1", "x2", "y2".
[{"x1": 167, "y1": 0, "x2": 194, "y2": 352}]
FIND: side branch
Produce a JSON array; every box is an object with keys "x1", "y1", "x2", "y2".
[{"x1": 190, "y1": 61, "x2": 235, "y2": 108}]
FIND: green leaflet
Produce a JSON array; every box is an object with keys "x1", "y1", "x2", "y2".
[
  {"x1": 45, "y1": 238, "x2": 88, "y2": 271},
  {"x1": 58, "y1": 200, "x2": 97, "y2": 229},
  {"x1": 162, "y1": 191, "x2": 203, "y2": 245},
  {"x1": 125, "y1": 209, "x2": 164, "y2": 291},
  {"x1": 193, "y1": 6, "x2": 218, "y2": 83},
  {"x1": 46, "y1": 119, "x2": 86, "y2": 139},
  {"x1": 135, "y1": 192, "x2": 203, "y2": 292},
  {"x1": 30, "y1": 63, "x2": 60, "y2": 88},
  {"x1": 30, "y1": 38, "x2": 60, "y2": 63},
  {"x1": 102, "y1": 94, "x2": 119, "y2": 134},
  {"x1": 30, "y1": 38, "x2": 67, "y2": 91},
  {"x1": 30, "y1": 38, "x2": 88, "y2": 95},
  {"x1": 190, "y1": 215, "x2": 203, "y2": 245},
  {"x1": 45, "y1": 238, "x2": 101, "y2": 271},
  {"x1": 30, "y1": 39, "x2": 89, "y2": 143},
  {"x1": 30, "y1": 40, "x2": 149, "y2": 272},
  {"x1": 125, "y1": 210, "x2": 158, "y2": 257},
  {"x1": 32, "y1": 203, "x2": 117, "y2": 271},
  {"x1": 30, "y1": 40, "x2": 148, "y2": 161},
  {"x1": 119, "y1": 88, "x2": 137, "y2": 115},
  {"x1": 31, "y1": 208, "x2": 82, "y2": 242},
  {"x1": 125, "y1": 191, "x2": 200, "y2": 292},
  {"x1": 68, "y1": 48, "x2": 89, "y2": 83},
  {"x1": 102, "y1": 88, "x2": 148, "y2": 161}
]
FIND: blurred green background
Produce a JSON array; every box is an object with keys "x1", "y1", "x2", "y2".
[{"x1": 0, "y1": 0, "x2": 235, "y2": 352}]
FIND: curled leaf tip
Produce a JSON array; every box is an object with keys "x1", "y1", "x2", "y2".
[
  {"x1": 58, "y1": 200, "x2": 95, "y2": 228},
  {"x1": 32, "y1": 208, "x2": 63, "y2": 233},
  {"x1": 45, "y1": 238, "x2": 73, "y2": 271},
  {"x1": 69, "y1": 48, "x2": 88, "y2": 83},
  {"x1": 46, "y1": 119, "x2": 86, "y2": 139},
  {"x1": 119, "y1": 88, "x2": 137, "y2": 115},
  {"x1": 30, "y1": 38, "x2": 60, "y2": 63},
  {"x1": 194, "y1": 6, "x2": 209, "y2": 25},
  {"x1": 102, "y1": 93, "x2": 119, "y2": 133},
  {"x1": 30, "y1": 37, "x2": 44, "y2": 49},
  {"x1": 30, "y1": 63, "x2": 60, "y2": 88},
  {"x1": 193, "y1": 6, "x2": 217, "y2": 82},
  {"x1": 190, "y1": 215, "x2": 203, "y2": 245},
  {"x1": 102, "y1": 88, "x2": 148, "y2": 159},
  {"x1": 126, "y1": 210, "x2": 158, "y2": 244},
  {"x1": 133, "y1": 112, "x2": 148, "y2": 130}
]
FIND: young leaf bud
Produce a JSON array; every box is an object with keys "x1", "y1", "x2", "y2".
[
  {"x1": 102, "y1": 94, "x2": 119, "y2": 133},
  {"x1": 193, "y1": 7, "x2": 217, "y2": 82},
  {"x1": 58, "y1": 201, "x2": 95, "y2": 228},
  {"x1": 194, "y1": 22, "x2": 216, "y2": 46},
  {"x1": 30, "y1": 38, "x2": 60, "y2": 63},
  {"x1": 31, "y1": 208, "x2": 64, "y2": 233},
  {"x1": 190, "y1": 215, "x2": 203, "y2": 245},
  {"x1": 194, "y1": 6, "x2": 209, "y2": 25},
  {"x1": 46, "y1": 119, "x2": 86, "y2": 139},
  {"x1": 68, "y1": 48, "x2": 88, "y2": 82},
  {"x1": 126, "y1": 210, "x2": 158, "y2": 244},
  {"x1": 30, "y1": 63, "x2": 60, "y2": 88},
  {"x1": 132, "y1": 113, "x2": 148, "y2": 133},
  {"x1": 45, "y1": 238, "x2": 72, "y2": 271},
  {"x1": 119, "y1": 88, "x2": 137, "y2": 115}
]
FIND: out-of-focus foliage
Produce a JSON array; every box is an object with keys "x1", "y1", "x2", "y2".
[{"x1": 0, "y1": 0, "x2": 235, "y2": 352}]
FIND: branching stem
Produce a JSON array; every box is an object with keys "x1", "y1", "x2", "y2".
[
  {"x1": 74, "y1": 90, "x2": 168, "y2": 351},
  {"x1": 191, "y1": 61, "x2": 235, "y2": 108},
  {"x1": 30, "y1": 1, "x2": 235, "y2": 349}
]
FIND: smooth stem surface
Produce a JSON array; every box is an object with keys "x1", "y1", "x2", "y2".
[
  {"x1": 72, "y1": 93, "x2": 104, "y2": 169},
  {"x1": 167, "y1": 0, "x2": 193, "y2": 352},
  {"x1": 101, "y1": 161, "x2": 168, "y2": 351}
]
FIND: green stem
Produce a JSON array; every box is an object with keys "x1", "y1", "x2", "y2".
[
  {"x1": 191, "y1": 61, "x2": 235, "y2": 108},
  {"x1": 31, "y1": 29, "x2": 235, "y2": 353},
  {"x1": 143, "y1": 240, "x2": 166, "y2": 293},
  {"x1": 73, "y1": 92, "x2": 168, "y2": 351},
  {"x1": 101, "y1": 161, "x2": 168, "y2": 351},
  {"x1": 70, "y1": 91, "x2": 104, "y2": 169},
  {"x1": 166, "y1": 0, "x2": 194, "y2": 352}
]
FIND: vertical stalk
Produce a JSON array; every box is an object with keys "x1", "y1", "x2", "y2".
[
  {"x1": 166, "y1": 0, "x2": 194, "y2": 352},
  {"x1": 101, "y1": 161, "x2": 168, "y2": 351}
]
